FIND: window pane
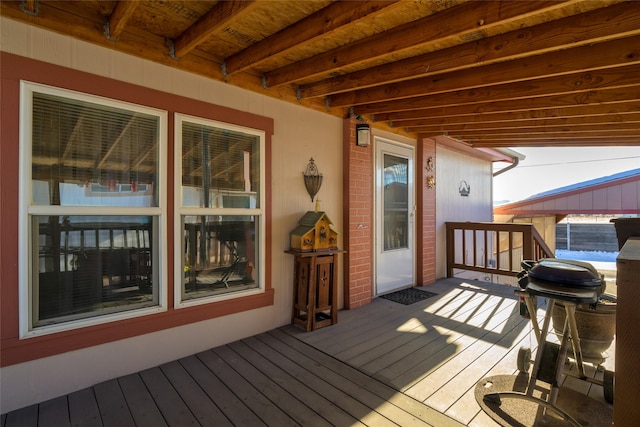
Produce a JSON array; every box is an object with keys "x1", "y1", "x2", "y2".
[
  {"x1": 182, "y1": 215, "x2": 258, "y2": 300},
  {"x1": 33, "y1": 215, "x2": 157, "y2": 326},
  {"x1": 31, "y1": 92, "x2": 159, "y2": 207},
  {"x1": 181, "y1": 122, "x2": 260, "y2": 208},
  {"x1": 383, "y1": 154, "x2": 409, "y2": 250}
]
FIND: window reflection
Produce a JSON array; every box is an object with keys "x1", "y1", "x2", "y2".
[
  {"x1": 34, "y1": 215, "x2": 157, "y2": 326},
  {"x1": 182, "y1": 215, "x2": 258, "y2": 299},
  {"x1": 383, "y1": 154, "x2": 409, "y2": 251}
]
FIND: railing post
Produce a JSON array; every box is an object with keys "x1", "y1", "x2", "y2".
[
  {"x1": 522, "y1": 225, "x2": 533, "y2": 261},
  {"x1": 446, "y1": 223, "x2": 454, "y2": 277}
]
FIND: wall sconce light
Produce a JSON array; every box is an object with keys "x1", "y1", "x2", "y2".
[
  {"x1": 356, "y1": 123, "x2": 371, "y2": 147},
  {"x1": 303, "y1": 158, "x2": 323, "y2": 202},
  {"x1": 427, "y1": 176, "x2": 436, "y2": 189}
]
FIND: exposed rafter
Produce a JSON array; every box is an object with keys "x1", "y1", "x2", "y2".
[
  {"x1": 173, "y1": 0, "x2": 258, "y2": 59},
  {"x1": 299, "y1": 1, "x2": 640, "y2": 99},
  {"x1": 223, "y1": 0, "x2": 401, "y2": 75},
  {"x1": 354, "y1": 65, "x2": 640, "y2": 116},
  {"x1": 263, "y1": 0, "x2": 571, "y2": 87},
  {"x1": 106, "y1": 0, "x2": 139, "y2": 40},
  {"x1": 330, "y1": 35, "x2": 640, "y2": 108},
  {"x1": 2, "y1": 0, "x2": 638, "y2": 148}
]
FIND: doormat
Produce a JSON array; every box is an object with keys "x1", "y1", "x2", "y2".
[{"x1": 379, "y1": 288, "x2": 437, "y2": 305}]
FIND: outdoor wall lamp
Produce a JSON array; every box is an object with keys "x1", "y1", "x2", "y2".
[
  {"x1": 303, "y1": 158, "x2": 323, "y2": 202},
  {"x1": 356, "y1": 123, "x2": 371, "y2": 147}
]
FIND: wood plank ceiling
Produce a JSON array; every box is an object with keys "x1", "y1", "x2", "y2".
[{"x1": 3, "y1": 0, "x2": 640, "y2": 148}]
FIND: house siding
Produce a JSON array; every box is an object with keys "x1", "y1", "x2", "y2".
[
  {"x1": 435, "y1": 145, "x2": 494, "y2": 279},
  {"x1": 0, "y1": 16, "x2": 496, "y2": 413},
  {"x1": 0, "y1": 17, "x2": 345, "y2": 413}
]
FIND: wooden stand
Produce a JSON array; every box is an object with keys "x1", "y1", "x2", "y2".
[{"x1": 286, "y1": 250, "x2": 342, "y2": 331}]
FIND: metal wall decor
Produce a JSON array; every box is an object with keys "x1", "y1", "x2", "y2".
[
  {"x1": 427, "y1": 176, "x2": 436, "y2": 189},
  {"x1": 426, "y1": 156, "x2": 435, "y2": 171},
  {"x1": 303, "y1": 158, "x2": 323, "y2": 202},
  {"x1": 459, "y1": 180, "x2": 470, "y2": 196}
]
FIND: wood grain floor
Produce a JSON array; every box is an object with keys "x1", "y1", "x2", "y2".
[
  {"x1": 1, "y1": 278, "x2": 614, "y2": 426},
  {"x1": 287, "y1": 278, "x2": 615, "y2": 426}
]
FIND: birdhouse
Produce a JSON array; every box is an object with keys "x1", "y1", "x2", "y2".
[{"x1": 290, "y1": 211, "x2": 339, "y2": 252}]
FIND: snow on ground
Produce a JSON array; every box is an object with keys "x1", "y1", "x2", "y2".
[
  {"x1": 556, "y1": 249, "x2": 618, "y2": 275},
  {"x1": 556, "y1": 250, "x2": 618, "y2": 295},
  {"x1": 555, "y1": 249, "x2": 618, "y2": 263}
]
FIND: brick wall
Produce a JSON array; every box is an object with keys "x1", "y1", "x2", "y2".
[
  {"x1": 343, "y1": 118, "x2": 374, "y2": 308},
  {"x1": 342, "y1": 122, "x2": 438, "y2": 308},
  {"x1": 418, "y1": 138, "x2": 437, "y2": 285}
]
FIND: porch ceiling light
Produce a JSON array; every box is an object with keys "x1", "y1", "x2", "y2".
[
  {"x1": 356, "y1": 123, "x2": 371, "y2": 147},
  {"x1": 303, "y1": 158, "x2": 323, "y2": 202}
]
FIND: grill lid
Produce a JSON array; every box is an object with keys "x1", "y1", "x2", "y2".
[{"x1": 525, "y1": 258, "x2": 604, "y2": 289}]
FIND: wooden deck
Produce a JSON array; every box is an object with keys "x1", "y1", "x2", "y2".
[{"x1": 1, "y1": 278, "x2": 614, "y2": 426}]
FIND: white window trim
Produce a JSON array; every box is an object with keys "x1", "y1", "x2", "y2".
[
  {"x1": 173, "y1": 113, "x2": 266, "y2": 309},
  {"x1": 18, "y1": 81, "x2": 168, "y2": 338}
]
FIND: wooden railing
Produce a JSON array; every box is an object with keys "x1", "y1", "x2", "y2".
[{"x1": 446, "y1": 222, "x2": 555, "y2": 278}]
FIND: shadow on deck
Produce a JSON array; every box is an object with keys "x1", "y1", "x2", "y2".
[{"x1": 1, "y1": 278, "x2": 614, "y2": 426}]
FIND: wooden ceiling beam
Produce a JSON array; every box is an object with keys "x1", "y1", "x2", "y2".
[
  {"x1": 354, "y1": 64, "x2": 640, "y2": 115},
  {"x1": 374, "y1": 88, "x2": 640, "y2": 122},
  {"x1": 391, "y1": 104, "x2": 640, "y2": 129},
  {"x1": 223, "y1": 0, "x2": 400, "y2": 75},
  {"x1": 455, "y1": 129, "x2": 640, "y2": 141},
  {"x1": 330, "y1": 35, "x2": 640, "y2": 107},
  {"x1": 460, "y1": 137, "x2": 640, "y2": 148},
  {"x1": 401, "y1": 113, "x2": 640, "y2": 133},
  {"x1": 263, "y1": 0, "x2": 568, "y2": 87},
  {"x1": 106, "y1": 0, "x2": 139, "y2": 40},
  {"x1": 299, "y1": 1, "x2": 640, "y2": 99},
  {"x1": 173, "y1": 0, "x2": 258, "y2": 59},
  {"x1": 433, "y1": 123, "x2": 640, "y2": 139}
]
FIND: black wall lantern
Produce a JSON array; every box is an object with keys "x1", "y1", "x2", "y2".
[{"x1": 356, "y1": 123, "x2": 371, "y2": 147}]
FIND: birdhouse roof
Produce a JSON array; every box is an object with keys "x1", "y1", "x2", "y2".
[
  {"x1": 298, "y1": 211, "x2": 333, "y2": 227},
  {"x1": 290, "y1": 224, "x2": 315, "y2": 237}
]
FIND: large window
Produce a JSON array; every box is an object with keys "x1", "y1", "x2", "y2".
[
  {"x1": 175, "y1": 114, "x2": 264, "y2": 305},
  {"x1": 20, "y1": 82, "x2": 167, "y2": 335}
]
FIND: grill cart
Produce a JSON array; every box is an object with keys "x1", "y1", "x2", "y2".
[{"x1": 484, "y1": 259, "x2": 615, "y2": 426}]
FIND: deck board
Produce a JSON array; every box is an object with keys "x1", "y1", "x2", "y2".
[
  {"x1": 37, "y1": 396, "x2": 69, "y2": 427},
  {"x1": 139, "y1": 367, "x2": 198, "y2": 426},
  {"x1": 117, "y1": 373, "x2": 168, "y2": 427},
  {"x1": 93, "y1": 379, "x2": 136, "y2": 427},
  {"x1": 212, "y1": 346, "x2": 308, "y2": 426},
  {"x1": 68, "y1": 388, "x2": 102, "y2": 427},
  {"x1": 237, "y1": 335, "x2": 367, "y2": 427},
  {"x1": 1, "y1": 278, "x2": 614, "y2": 427},
  {"x1": 159, "y1": 360, "x2": 232, "y2": 426},
  {"x1": 220, "y1": 341, "x2": 335, "y2": 427},
  {"x1": 3, "y1": 405, "x2": 37, "y2": 427},
  {"x1": 180, "y1": 354, "x2": 267, "y2": 427},
  {"x1": 254, "y1": 332, "x2": 406, "y2": 427}
]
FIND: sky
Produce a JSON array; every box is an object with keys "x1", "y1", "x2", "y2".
[{"x1": 493, "y1": 146, "x2": 640, "y2": 204}]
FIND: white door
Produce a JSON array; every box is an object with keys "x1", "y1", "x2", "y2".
[{"x1": 375, "y1": 139, "x2": 415, "y2": 295}]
